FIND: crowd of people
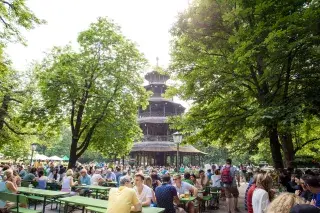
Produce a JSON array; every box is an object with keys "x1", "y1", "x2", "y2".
[
  {"x1": 244, "y1": 166, "x2": 320, "y2": 213},
  {"x1": 0, "y1": 159, "x2": 319, "y2": 213}
]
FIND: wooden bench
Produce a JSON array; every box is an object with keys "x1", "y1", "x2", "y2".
[
  {"x1": 0, "y1": 192, "x2": 41, "y2": 213},
  {"x1": 85, "y1": 206, "x2": 106, "y2": 213}
]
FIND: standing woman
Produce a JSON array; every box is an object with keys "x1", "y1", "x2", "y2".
[{"x1": 252, "y1": 173, "x2": 273, "y2": 213}]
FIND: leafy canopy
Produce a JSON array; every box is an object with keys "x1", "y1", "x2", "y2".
[{"x1": 35, "y1": 17, "x2": 149, "y2": 165}]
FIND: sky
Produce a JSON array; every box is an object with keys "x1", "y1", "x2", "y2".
[
  {"x1": 6, "y1": 0, "x2": 191, "y2": 108},
  {"x1": 6, "y1": 0, "x2": 190, "y2": 71}
]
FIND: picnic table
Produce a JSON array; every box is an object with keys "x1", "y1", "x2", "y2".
[
  {"x1": 18, "y1": 187, "x2": 70, "y2": 213},
  {"x1": 103, "y1": 181, "x2": 117, "y2": 187},
  {"x1": 75, "y1": 185, "x2": 112, "y2": 198},
  {"x1": 179, "y1": 196, "x2": 197, "y2": 203},
  {"x1": 59, "y1": 196, "x2": 165, "y2": 213}
]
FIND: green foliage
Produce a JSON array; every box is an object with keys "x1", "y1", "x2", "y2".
[
  {"x1": 0, "y1": 0, "x2": 45, "y2": 44},
  {"x1": 34, "y1": 17, "x2": 149, "y2": 166},
  {"x1": 0, "y1": 0, "x2": 47, "y2": 159},
  {"x1": 201, "y1": 146, "x2": 229, "y2": 165},
  {"x1": 45, "y1": 126, "x2": 72, "y2": 157},
  {"x1": 169, "y1": 0, "x2": 320, "y2": 167}
]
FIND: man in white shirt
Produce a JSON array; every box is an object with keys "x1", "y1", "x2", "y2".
[
  {"x1": 173, "y1": 174, "x2": 198, "y2": 213},
  {"x1": 91, "y1": 169, "x2": 103, "y2": 185},
  {"x1": 133, "y1": 173, "x2": 153, "y2": 206}
]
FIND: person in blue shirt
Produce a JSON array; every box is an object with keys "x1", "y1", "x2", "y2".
[
  {"x1": 78, "y1": 169, "x2": 91, "y2": 196},
  {"x1": 79, "y1": 169, "x2": 91, "y2": 185},
  {"x1": 161, "y1": 167, "x2": 168, "y2": 175},
  {"x1": 311, "y1": 193, "x2": 320, "y2": 207},
  {"x1": 155, "y1": 174, "x2": 182, "y2": 213},
  {"x1": 114, "y1": 167, "x2": 122, "y2": 187}
]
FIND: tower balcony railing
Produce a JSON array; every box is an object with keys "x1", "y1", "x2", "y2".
[
  {"x1": 138, "y1": 111, "x2": 177, "y2": 118},
  {"x1": 150, "y1": 92, "x2": 163, "y2": 97},
  {"x1": 142, "y1": 135, "x2": 174, "y2": 142}
]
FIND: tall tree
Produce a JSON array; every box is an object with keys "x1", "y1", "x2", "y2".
[
  {"x1": 169, "y1": 0, "x2": 320, "y2": 168},
  {"x1": 0, "y1": 0, "x2": 44, "y2": 44},
  {"x1": 35, "y1": 18, "x2": 149, "y2": 168},
  {"x1": 0, "y1": 0, "x2": 44, "y2": 153}
]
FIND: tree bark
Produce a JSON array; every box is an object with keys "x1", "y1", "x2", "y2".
[
  {"x1": 68, "y1": 138, "x2": 79, "y2": 169},
  {"x1": 280, "y1": 132, "x2": 295, "y2": 168},
  {"x1": 0, "y1": 94, "x2": 10, "y2": 130},
  {"x1": 268, "y1": 126, "x2": 284, "y2": 169}
]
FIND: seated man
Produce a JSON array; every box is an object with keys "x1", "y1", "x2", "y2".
[
  {"x1": 78, "y1": 169, "x2": 91, "y2": 196},
  {"x1": 133, "y1": 173, "x2": 153, "y2": 206},
  {"x1": 23, "y1": 167, "x2": 37, "y2": 182},
  {"x1": 183, "y1": 173, "x2": 193, "y2": 185},
  {"x1": 197, "y1": 170, "x2": 209, "y2": 189},
  {"x1": 107, "y1": 176, "x2": 141, "y2": 213},
  {"x1": 302, "y1": 174, "x2": 320, "y2": 194},
  {"x1": 105, "y1": 169, "x2": 116, "y2": 182},
  {"x1": 91, "y1": 169, "x2": 103, "y2": 185},
  {"x1": 155, "y1": 174, "x2": 185, "y2": 213},
  {"x1": 173, "y1": 174, "x2": 198, "y2": 213}
]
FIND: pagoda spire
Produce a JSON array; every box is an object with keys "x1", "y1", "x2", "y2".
[{"x1": 156, "y1": 57, "x2": 159, "y2": 67}]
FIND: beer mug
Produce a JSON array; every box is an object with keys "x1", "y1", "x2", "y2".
[{"x1": 185, "y1": 190, "x2": 190, "y2": 198}]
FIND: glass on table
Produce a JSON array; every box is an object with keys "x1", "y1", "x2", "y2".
[{"x1": 185, "y1": 190, "x2": 190, "y2": 198}]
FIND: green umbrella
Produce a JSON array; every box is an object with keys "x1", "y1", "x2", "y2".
[{"x1": 62, "y1": 156, "x2": 69, "y2": 161}]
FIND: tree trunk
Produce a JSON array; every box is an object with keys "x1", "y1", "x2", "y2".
[
  {"x1": 0, "y1": 94, "x2": 10, "y2": 130},
  {"x1": 68, "y1": 138, "x2": 79, "y2": 169},
  {"x1": 268, "y1": 126, "x2": 284, "y2": 169},
  {"x1": 280, "y1": 132, "x2": 295, "y2": 168}
]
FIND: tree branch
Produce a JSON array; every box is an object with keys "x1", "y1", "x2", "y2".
[
  {"x1": 4, "y1": 121, "x2": 30, "y2": 135},
  {"x1": 8, "y1": 97, "x2": 22, "y2": 104},
  {"x1": 76, "y1": 82, "x2": 121, "y2": 153},
  {"x1": 78, "y1": 122, "x2": 89, "y2": 138},
  {"x1": 0, "y1": 0, "x2": 15, "y2": 10},
  {"x1": 70, "y1": 100, "x2": 75, "y2": 135},
  {"x1": 0, "y1": 16, "x2": 9, "y2": 28},
  {"x1": 294, "y1": 138, "x2": 320, "y2": 154}
]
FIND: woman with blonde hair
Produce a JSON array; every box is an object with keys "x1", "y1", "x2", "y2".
[
  {"x1": 144, "y1": 176, "x2": 156, "y2": 204},
  {"x1": 266, "y1": 193, "x2": 305, "y2": 213},
  {"x1": 252, "y1": 173, "x2": 273, "y2": 213},
  {"x1": 61, "y1": 169, "x2": 77, "y2": 194},
  {"x1": 0, "y1": 170, "x2": 18, "y2": 210}
]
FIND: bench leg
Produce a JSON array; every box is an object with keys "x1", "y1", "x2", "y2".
[{"x1": 42, "y1": 197, "x2": 47, "y2": 213}]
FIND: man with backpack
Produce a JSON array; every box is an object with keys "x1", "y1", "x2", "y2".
[{"x1": 220, "y1": 159, "x2": 240, "y2": 213}]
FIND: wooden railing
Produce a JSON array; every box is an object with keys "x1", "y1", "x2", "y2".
[
  {"x1": 138, "y1": 111, "x2": 177, "y2": 117},
  {"x1": 142, "y1": 135, "x2": 174, "y2": 142}
]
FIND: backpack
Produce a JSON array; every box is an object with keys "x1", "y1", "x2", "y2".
[{"x1": 221, "y1": 166, "x2": 233, "y2": 184}]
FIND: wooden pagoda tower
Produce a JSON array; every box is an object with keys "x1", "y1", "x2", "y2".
[{"x1": 130, "y1": 69, "x2": 204, "y2": 166}]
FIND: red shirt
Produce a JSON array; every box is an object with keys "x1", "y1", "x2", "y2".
[{"x1": 247, "y1": 184, "x2": 256, "y2": 213}]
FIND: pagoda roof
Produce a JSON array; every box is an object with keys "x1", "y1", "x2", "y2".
[
  {"x1": 144, "y1": 70, "x2": 170, "y2": 78},
  {"x1": 144, "y1": 71, "x2": 170, "y2": 83},
  {"x1": 130, "y1": 141, "x2": 206, "y2": 154}
]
